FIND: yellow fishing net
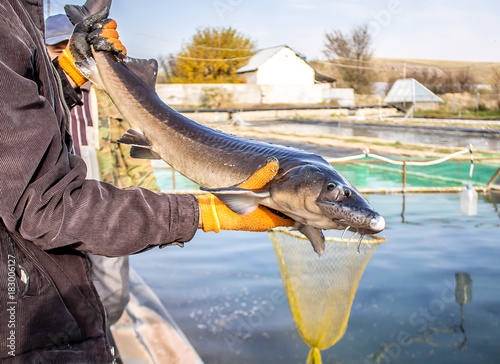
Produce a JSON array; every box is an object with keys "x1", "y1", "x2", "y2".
[{"x1": 268, "y1": 228, "x2": 386, "y2": 364}]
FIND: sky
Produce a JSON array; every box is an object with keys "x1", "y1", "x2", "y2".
[{"x1": 45, "y1": 0, "x2": 500, "y2": 63}]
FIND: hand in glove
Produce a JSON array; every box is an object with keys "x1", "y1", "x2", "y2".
[
  {"x1": 198, "y1": 159, "x2": 294, "y2": 232},
  {"x1": 57, "y1": 7, "x2": 126, "y2": 86}
]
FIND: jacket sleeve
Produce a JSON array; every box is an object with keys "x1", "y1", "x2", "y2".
[{"x1": 0, "y1": 17, "x2": 199, "y2": 257}]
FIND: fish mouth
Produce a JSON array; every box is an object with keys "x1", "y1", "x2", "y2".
[
  {"x1": 317, "y1": 200, "x2": 385, "y2": 234},
  {"x1": 333, "y1": 216, "x2": 385, "y2": 234},
  {"x1": 330, "y1": 214, "x2": 385, "y2": 253},
  {"x1": 335, "y1": 214, "x2": 385, "y2": 253}
]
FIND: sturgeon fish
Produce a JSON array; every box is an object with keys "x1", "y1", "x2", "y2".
[{"x1": 65, "y1": 0, "x2": 385, "y2": 256}]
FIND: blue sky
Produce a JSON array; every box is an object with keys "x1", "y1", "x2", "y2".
[{"x1": 45, "y1": 0, "x2": 500, "y2": 62}]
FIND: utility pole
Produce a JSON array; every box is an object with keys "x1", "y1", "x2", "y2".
[{"x1": 403, "y1": 62, "x2": 407, "y2": 78}]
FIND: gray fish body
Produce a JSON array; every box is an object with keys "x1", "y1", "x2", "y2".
[
  {"x1": 94, "y1": 51, "x2": 330, "y2": 188},
  {"x1": 66, "y1": 0, "x2": 385, "y2": 255}
]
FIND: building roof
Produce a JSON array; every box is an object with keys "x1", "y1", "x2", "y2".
[
  {"x1": 236, "y1": 45, "x2": 290, "y2": 74},
  {"x1": 314, "y1": 71, "x2": 336, "y2": 83},
  {"x1": 384, "y1": 78, "x2": 443, "y2": 103}
]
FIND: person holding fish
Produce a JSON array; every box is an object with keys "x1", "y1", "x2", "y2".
[
  {"x1": 45, "y1": 13, "x2": 164, "y2": 362},
  {"x1": 0, "y1": 1, "x2": 293, "y2": 362}
]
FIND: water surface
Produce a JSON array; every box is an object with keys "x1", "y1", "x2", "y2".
[
  {"x1": 251, "y1": 120, "x2": 500, "y2": 151},
  {"x1": 131, "y1": 192, "x2": 500, "y2": 364}
]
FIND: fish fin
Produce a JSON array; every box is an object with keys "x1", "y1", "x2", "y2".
[
  {"x1": 74, "y1": 58, "x2": 105, "y2": 88},
  {"x1": 297, "y1": 224, "x2": 325, "y2": 256},
  {"x1": 123, "y1": 57, "x2": 158, "y2": 89},
  {"x1": 64, "y1": 0, "x2": 112, "y2": 25},
  {"x1": 235, "y1": 157, "x2": 280, "y2": 188},
  {"x1": 130, "y1": 146, "x2": 161, "y2": 160},
  {"x1": 201, "y1": 187, "x2": 270, "y2": 215},
  {"x1": 74, "y1": 58, "x2": 96, "y2": 78},
  {"x1": 118, "y1": 129, "x2": 151, "y2": 148},
  {"x1": 118, "y1": 129, "x2": 161, "y2": 159}
]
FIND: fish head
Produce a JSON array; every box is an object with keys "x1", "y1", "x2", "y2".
[
  {"x1": 270, "y1": 163, "x2": 385, "y2": 235},
  {"x1": 315, "y1": 167, "x2": 385, "y2": 234}
]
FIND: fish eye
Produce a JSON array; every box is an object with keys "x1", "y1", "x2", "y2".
[{"x1": 327, "y1": 183, "x2": 336, "y2": 191}]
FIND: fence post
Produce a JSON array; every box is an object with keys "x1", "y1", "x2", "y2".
[{"x1": 402, "y1": 161, "x2": 407, "y2": 193}]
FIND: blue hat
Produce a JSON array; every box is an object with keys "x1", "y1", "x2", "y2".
[{"x1": 45, "y1": 14, "x2": 73, "y2": 45}]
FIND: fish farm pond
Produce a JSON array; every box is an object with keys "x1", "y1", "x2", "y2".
[
  {"x1": 249, "y1": 119, "x2": 500, "y2": 151},
  {"x1": 131, "y1": 193, "x2": 500, "y2": 364},
  {"x1": 131, "y1": 121, "x2": 500, "y2": 363}
]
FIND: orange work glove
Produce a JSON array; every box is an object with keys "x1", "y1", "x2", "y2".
[
  {"x1": 57, "y1": 7, "x2": 126, "y2": 86},
  {"x1": 197, "y1": 159, "x2": 295, "y2": 232}
]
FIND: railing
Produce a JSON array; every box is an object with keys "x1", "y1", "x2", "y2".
[
  {"x1": 325, "y1": 144, "x2": 500, "y2": 193},
  {"x1": 153, "y1": 145, "x2": 500, "y2": 194}
]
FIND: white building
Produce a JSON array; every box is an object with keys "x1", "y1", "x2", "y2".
[
  {"x1": 155, "y1": 46, "x2": 353, "y2": 107},
  {"x1": 236, "y1": 45, "x2": 335, "y2": 85}
]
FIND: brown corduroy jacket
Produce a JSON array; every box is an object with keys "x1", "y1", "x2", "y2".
[{"x1": 0, "y1": 1, "x2": 199, "y2": 362}]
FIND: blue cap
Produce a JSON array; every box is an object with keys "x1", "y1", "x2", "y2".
[{"x1": 45, "y1": 14, "x2": 73, "y2": 45}]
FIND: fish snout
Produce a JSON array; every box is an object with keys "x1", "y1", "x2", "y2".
[{"x1": 369, "y1": 215, "x2": 385, "y2": 233}]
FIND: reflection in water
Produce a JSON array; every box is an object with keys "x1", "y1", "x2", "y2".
[
  {"x1": 400, "y1": 193, "x2": 425, "y2": 226},
  {"x1": 486, "y1": 191, "x2": 500, "y2": 219},
  {"x1": 268, "y1": 228, "x2": 386, "y2": 364},
  {"x1": 455, "y1": 272, "x2": 472, "y2": 349},
  {"x1": 372, "y1": 272, "x2": 473, "y2": 363},
  {"x1": 401, "y1": 193, "x2": 406, "y2": 223}
]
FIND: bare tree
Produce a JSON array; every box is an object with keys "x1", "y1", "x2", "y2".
[
  {"x1": 407, "y1": 68, "x2": 447, "y2": 94},
  {"x1": 407, "y1": 67, "x2": 476, "y2": 94},
  {"x1": 490, "y1": 68, "x2": 500, "y2": 92},
  {"x1": 323, "y1": 24, "x2": 374, "y2": 93},
  {"x1": 157, "y1": 54, "x2": 178, "y2": 83},
  {"x1": 452, "y1": 68, "x2": 476, "y2": 93}
]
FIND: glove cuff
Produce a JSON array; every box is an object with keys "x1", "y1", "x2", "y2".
[
  {"x1": 58, "y1": 49, "x2": 88, "y2": 87},
  {"x1": 198, "y1": 194, "x2": 294, "y2": 232},
  {"x1": 198, "y1": 194, "x2": 221, "y2": 233}
]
